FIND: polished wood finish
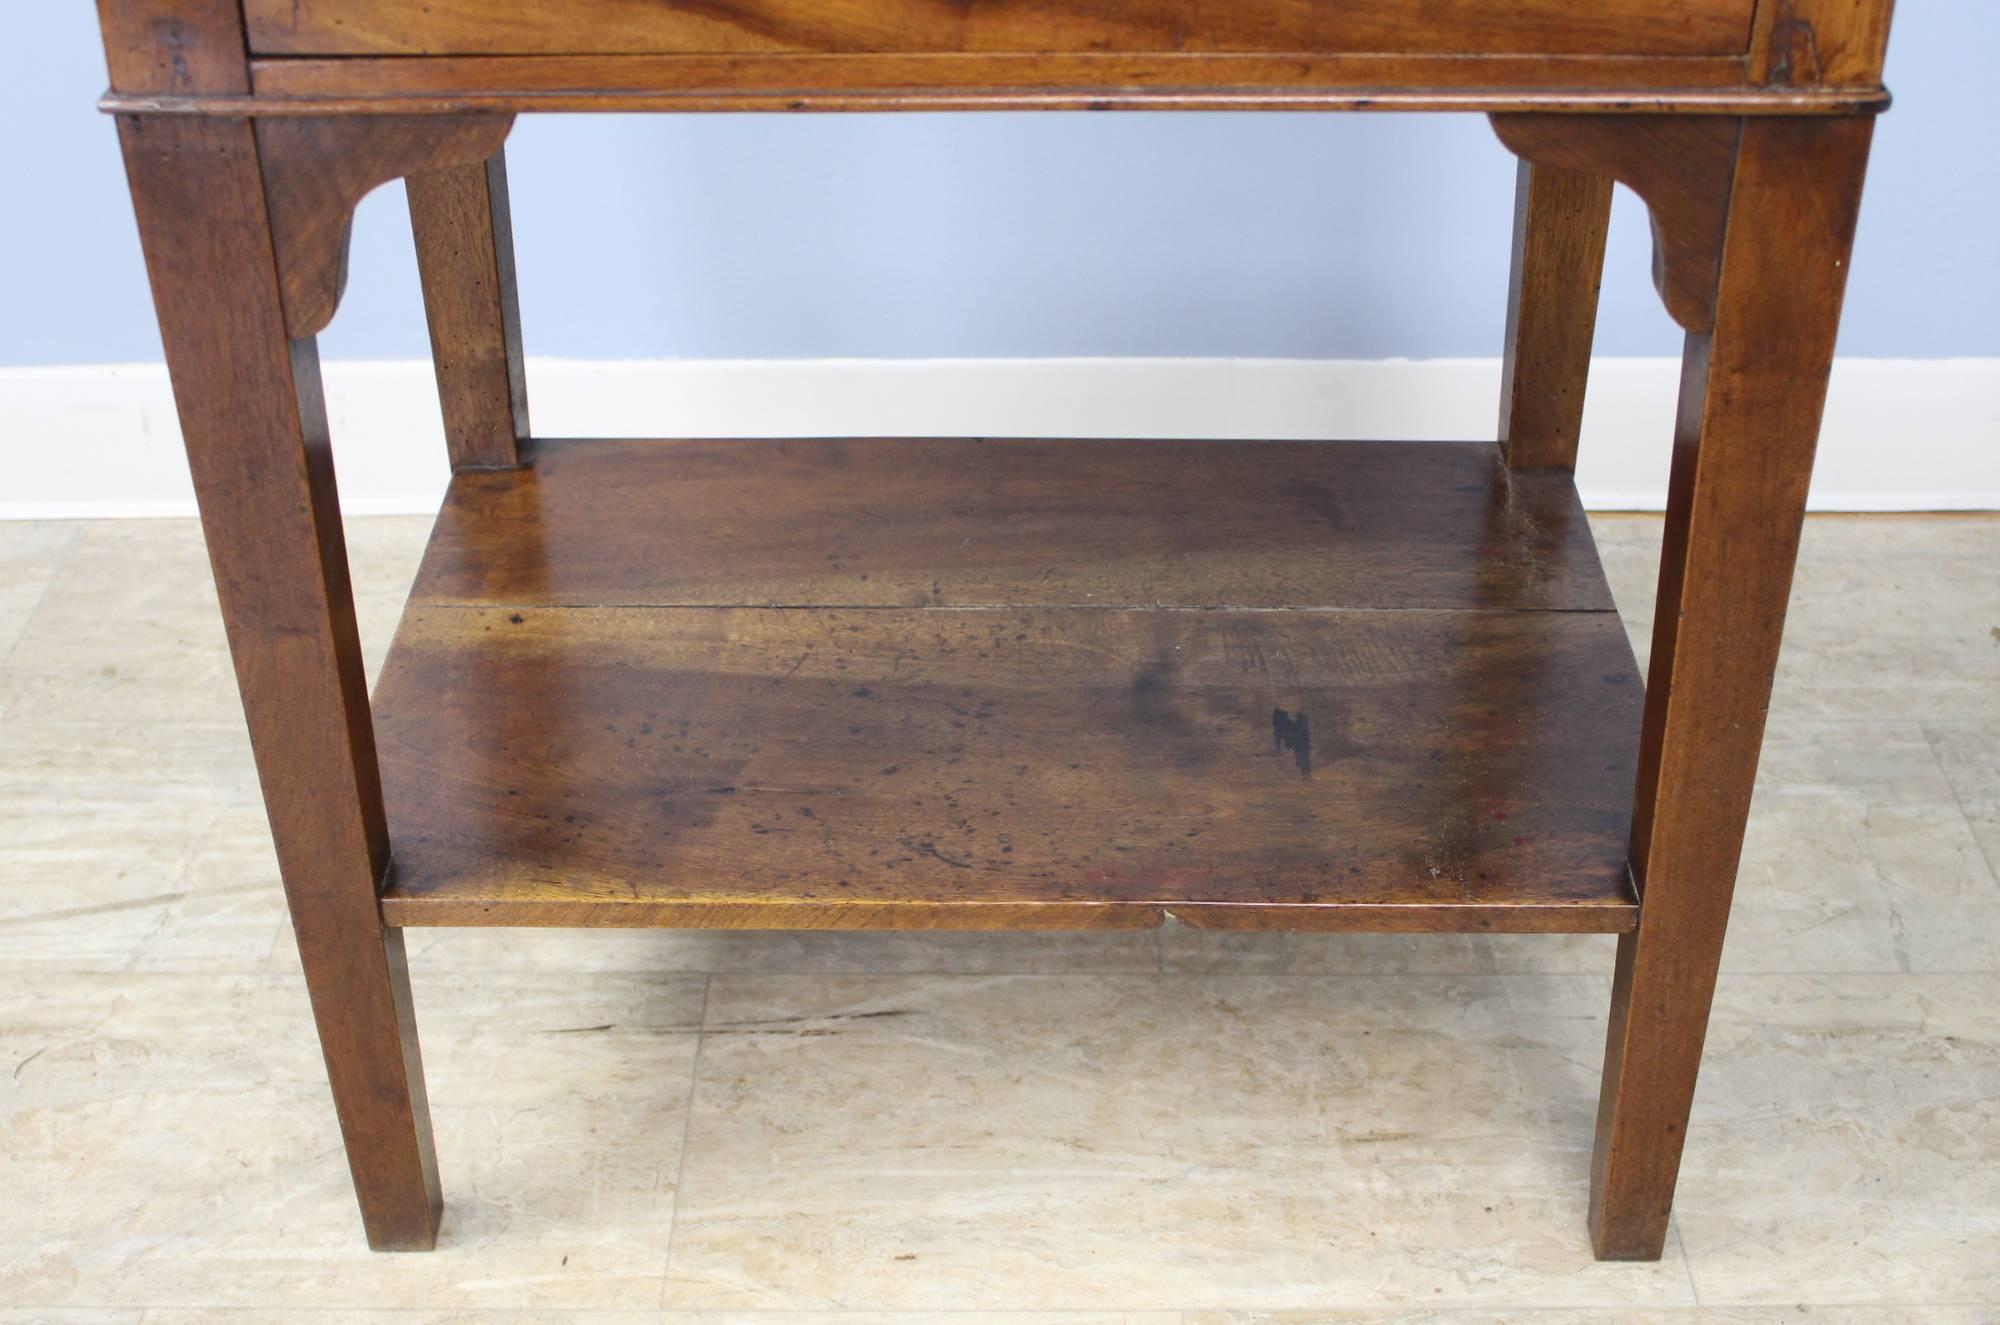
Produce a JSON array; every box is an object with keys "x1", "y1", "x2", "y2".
[
  {"x1": 102, "y1": 0, "x2": 1896, "y2": 119},
  {"x1": 376, "y1": 438, "x2": 1641, "y2": 933},
  {"x1": 1749, "y1": 0, "x2": 1896, "y2": 86},
  {"x1": 112, "y1": 70, "x2": 1882, "y2": 118},
  {"x1": 1500, "y1": 160, "x2": 1613, "y2": 470},
  {"x1": 244, "y1": 0, "x2": 1757, "y2": 58},
  {"x1": 377, "y1": 605, "x2": 1642, "y2": 933},
  {"x1": 247, "y1": 52, "x2": 1762, "y2": 106},
  {"x1": 96, "y1": 0, "x2": 248, "y2": 93},
  {"x1": 115, "y1": 112, "x2": 440, "y2": 1252},
  {"x1": 413, "y1": 438, "x2": 1614, "y2": 612},
  {"x1": 99, "y1": 0, "x2": 1895, "y2": 1265},
  {"x1": 1589, "y1": 115, "x2": 1874, "y2": 1260},
  {"x1": 1490, "y1": 114, "x2": 1741, "y2": 334},
  {"x1": 407, "y1": 150, "x2": 529, "y2": 470},
  {"x1": 254, "y1": 114, "x2": 515, "y2": 338}
]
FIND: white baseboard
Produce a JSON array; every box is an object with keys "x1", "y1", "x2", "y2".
[{"x1": 2, "y1": 357, "x2": 1995, "y2": 518}]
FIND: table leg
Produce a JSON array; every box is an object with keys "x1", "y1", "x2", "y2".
[
  {"x1": 117, "y1": 113, "x2": 443, "y2": 1252},
  {"x1": 408, "y1": 148, "x2": 530, "y2": 471},
  {"x1": 1589, "y1": 115, "x2": 1874, "y2": 1260},
  {"x1": 1499, "y1": 157, "x2": 1613, "y2": 471}
]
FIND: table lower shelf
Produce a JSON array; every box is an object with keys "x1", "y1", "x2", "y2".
[{"x1": 373, "y1": 437, "x2": 1643, "y2": 934}]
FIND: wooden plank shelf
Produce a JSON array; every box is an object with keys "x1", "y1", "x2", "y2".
[{"x1": 373, "y1": 437, "x2": 1642, "y2": 933}]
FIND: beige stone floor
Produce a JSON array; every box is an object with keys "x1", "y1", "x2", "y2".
[{"x1": 1, "y1": 513, "x2": 1997, "y2": 1324}]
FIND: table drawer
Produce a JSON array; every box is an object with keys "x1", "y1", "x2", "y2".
[{"x1": 242, "y1": 0, "x2": 1758, "y2": 59}]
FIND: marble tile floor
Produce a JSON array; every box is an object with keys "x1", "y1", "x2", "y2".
[{"x1": 1, "y1": 514, "x2": 1996, "y2": 1323}]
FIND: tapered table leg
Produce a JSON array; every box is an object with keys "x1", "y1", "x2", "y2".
[
  {"x1": 118, "y1": 113, "x2": 443, "y2": 1252},
  {"x1": 1589, "y1": 116, "x2": 1874, "y2": 1260}
]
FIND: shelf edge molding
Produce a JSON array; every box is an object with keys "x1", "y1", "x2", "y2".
[{"x1": 103, "y1": 84, "x2": 1891, "y2": 119}]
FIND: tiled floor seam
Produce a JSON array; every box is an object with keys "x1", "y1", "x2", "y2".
[
  {"x1": 1672, "y1": 1214, "x2": 1701, "y2": 1307},
  {"x1": 0, "y1": 520, "x2": 80, "y2": 677},
  {"x1": 1923, "y1": 719, "x2": 2000, "y2": 888},
  {"x1": 661, "y1": 971, "x2": 713, "y2": 1310}
]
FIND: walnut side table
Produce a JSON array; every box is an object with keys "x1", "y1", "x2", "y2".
[{"x1": 98, "y1": 0, "x2": 1893, "y2": 1260}]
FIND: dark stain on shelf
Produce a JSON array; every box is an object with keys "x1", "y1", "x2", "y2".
[{"x1": 1272, "y1": 707, "x2": 1312, "y2": 778}]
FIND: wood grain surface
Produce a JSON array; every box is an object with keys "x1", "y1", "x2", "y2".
[
  {"x1": 376, "y1": 603, "x2": 1642, "y2": 932},
  {"x1": 96, "y1": 0, "x2": 249, "y2": 93},
  {"x1": 412, "y1": 438, "x2": 1614, "y2": 613},
  {"x1": 118, "y1": 112, "x2": 442, "y2": 1251},
  {"x1": 1500, "y1": 159, "x2": 1614, "y2": 470},
  {"x1": 253, "y1": 115, "x2": 515, "y2": 339},
  {"x1": 1748, "y1": 0, "x2": 1896, "y2": 87},
  {"x1": 1489, "y1": 114, "x2": 1742, "y2": 334},
  {"x1": 243, "y1": 0, "x2": 1757, "y2": 57},
  {"x1": 1587, "y1": 115, "x2": 1875, "y2": 1261},
  {"x1": 376, "y1": 437, "x2": 1639, "y2": 933},
  {"x1": 225, "y1": 52, "x2": 1884, "y2": 118},
  {"x1": 407, "y1": 150, "x2": 529, "y2": 471}
]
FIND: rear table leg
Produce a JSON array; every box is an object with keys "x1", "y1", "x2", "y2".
[
  {"x1": 409, "y1": 148, "x2": 530, "y2": 471},
  {"x1": 1499, "y1": 157, "x2": 1613, "y2": 471}
]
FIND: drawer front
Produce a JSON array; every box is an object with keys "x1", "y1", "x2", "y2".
[{"x1": 243, "y1": 0, "x2": 1758, "y2": 58}]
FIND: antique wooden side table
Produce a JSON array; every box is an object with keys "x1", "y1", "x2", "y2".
[{"x1": 98, "y1": 0, "x2": 1894, "y2": 1261}]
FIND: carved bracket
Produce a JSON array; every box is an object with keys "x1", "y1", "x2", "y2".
[
  {"x1": 1489, "y1": 114, "x2": 1741, "y2": 334},
  {"x1": 255, "y1": 115, "x2": 516, "y2": 340}
]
